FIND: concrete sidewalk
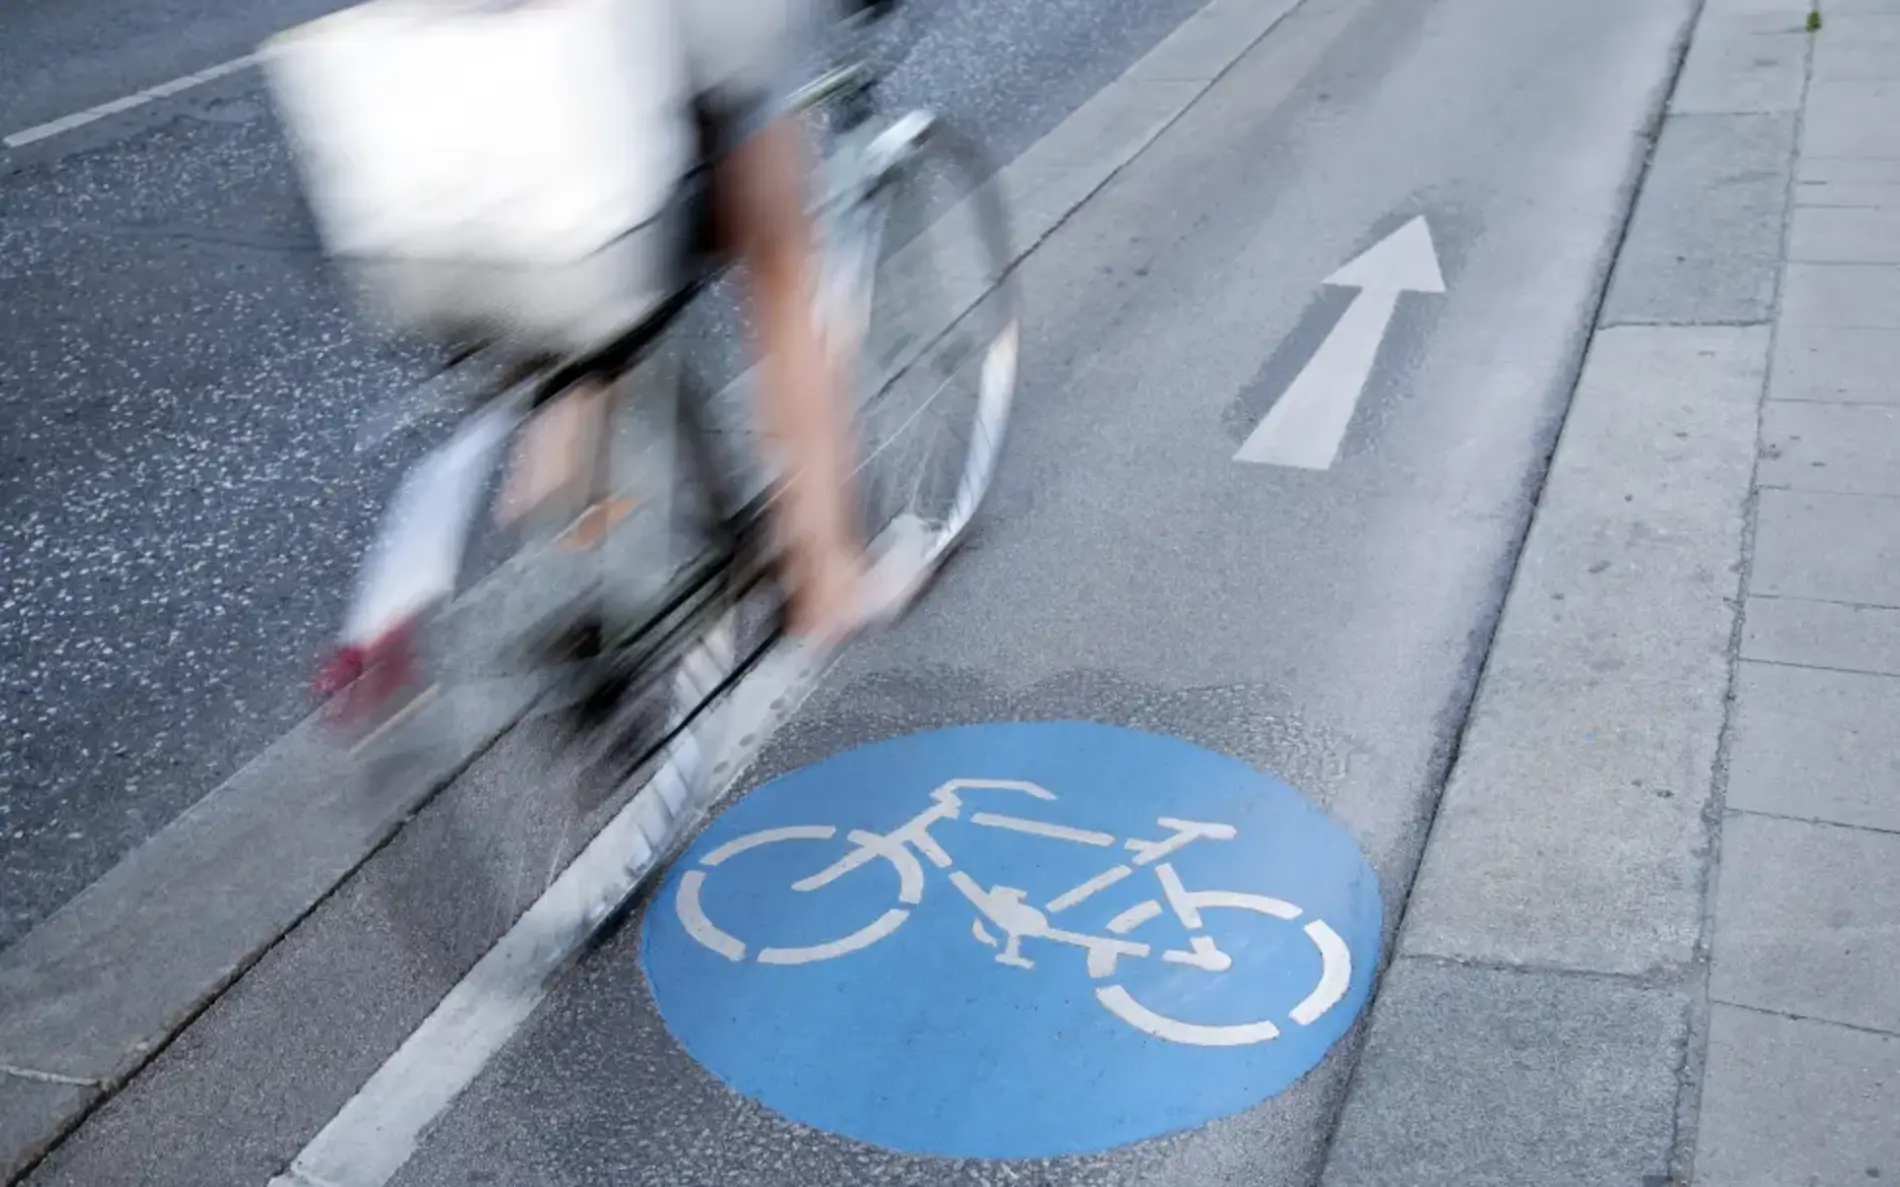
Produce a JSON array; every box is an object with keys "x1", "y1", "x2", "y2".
[
  {"x1": 1702, "y1": 0, "x2": 1900, "y2": 1176},
  {"x1": 1322, "y1": 0, "x2": 1900, "y2": 1183}
]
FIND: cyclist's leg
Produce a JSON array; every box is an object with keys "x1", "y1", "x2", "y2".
[
  {"x1": 713, "y1": 111, "x2": 868, "y2": 642},
  {"x1": 496, "y1": 379, "x2": 610, "y2": 536},
  {"x1": 686, "y1": 0, "x2": 881, "y2": 640}
]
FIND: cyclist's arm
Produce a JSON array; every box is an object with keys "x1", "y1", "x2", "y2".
[{"x1": 717, "y1": 115, "x2": 866, "y2": 638}]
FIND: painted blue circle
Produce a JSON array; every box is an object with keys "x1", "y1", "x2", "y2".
[{"x1": 640, "y1": 722, "x2": 1381, "y2": 1159}]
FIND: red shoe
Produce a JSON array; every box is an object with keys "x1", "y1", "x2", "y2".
[{"x1": 313, "y1": 616, "x2": 421, "y2": 729}]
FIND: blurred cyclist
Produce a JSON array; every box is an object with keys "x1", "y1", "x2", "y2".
[{"x1": 498, "y1": 0, "x2": 881, "y2": 644}]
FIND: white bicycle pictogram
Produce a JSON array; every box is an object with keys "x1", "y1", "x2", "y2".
[{"x1": 673, "y1": 778, "x2": 1354, "y2": 1047}]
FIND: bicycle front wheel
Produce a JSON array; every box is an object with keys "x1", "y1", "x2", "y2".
[{"x1": 846, "y1": 112, "x2": 1020, "y2": 583}]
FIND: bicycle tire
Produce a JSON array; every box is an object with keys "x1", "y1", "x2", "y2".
[{"x1": 846, "y1": 112, "x2": 1021, "y2": 587}]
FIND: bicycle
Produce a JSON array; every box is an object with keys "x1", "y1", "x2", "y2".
[
  {"x1": 672, "y1": 778, "x2": 1354, "y2": 1047},
  {"x1": 298, "y1": 0, "x2": 1021, "y2": 772}
]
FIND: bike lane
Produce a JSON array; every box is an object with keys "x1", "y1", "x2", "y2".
[
  {"x1": 362, "y1": 0, "x2": 1694, "y2": 1179},
  {"x1": 643, "y1": 725, "x2": 1382, "y2": 1160}
]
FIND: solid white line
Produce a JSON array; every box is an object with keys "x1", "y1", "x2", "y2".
[
  {"x1": 3, "y1": 52, "x2": 261, "y2": 149},
  {"x1": 269, "y1": 637, "x2": 827, "y2": 1187}
]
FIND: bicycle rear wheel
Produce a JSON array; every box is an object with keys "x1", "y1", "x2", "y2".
[{"x1": 842, "y1": 112, "x2": 1020, "y2": 591}]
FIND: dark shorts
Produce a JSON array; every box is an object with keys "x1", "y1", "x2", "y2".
[{"x1": 697, "y1": 80, "x2": 787, "y2": 160}]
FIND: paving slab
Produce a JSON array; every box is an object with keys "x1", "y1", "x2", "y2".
[
  {"x1": 1319, "y1": 959, "x2": 1686, "y2": 1187},
  {"x1": 1670, "y1": 13, "x2": 1810, "y2": 114},
  {"x1": 1601, "y1": 114, "x2": 1797, "y2": 324},
  {"x1": 1397, "y1": 326, "x2": 1762, "y2": 975},
  {"x1": 1701, "y1": 0, "x2": 1823, "y2": 15},
  {"x1": 1769, "y1": 323, "x2": 1900, "y2": 402},
  {"x1": 1728, "y1": 656, "x2": 1900, "y2": 837},
  {"x1": 1776, "y1": 262, "x2": 1900, "y2": 327},
  {"x1": 1742, "y1": 595, "x2": 1900, "y2": 677},
  {"x1": 1812, "y1": 15, "x2": 1900, "y2": 81},
  {"x1": 1795, "y1": 178, "x2": 1900, "y2": 206},
  {"x1": 1799, "y1": 155, "x2": 1900, "y2": 184},
  {"x1": 0, "y1": 1079, "x2": 95, "y2": 1184},
  {"x1": 1760, "y1": 399, "x2": 1900, "y2": 494},
  {"x1": 1791, "y1": 204, "x2": 1900, "y2": 263},
  {"x1": 1695, "y1": 1005, "x2": 1900, "y2": 1187},
  {"x1": 1712, "y1": 811, "x2": 1900, "y2": 1031},
  {"x1": 1803, "y1": 80, "x2": 1900, "y2": 157},
  {"x1": 1752, "y1": 487, "x2": 1900, "y2": 605}
]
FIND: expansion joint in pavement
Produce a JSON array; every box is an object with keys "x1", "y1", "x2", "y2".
[
  {"x1": 1599, "y1": 317, "x2": 1773, "y2": 328},
  {"x1": 1727, "y1": 805, "x2": 1900, "y2": 840},
  {"x1": 1726, "y1": 648, "x2": 1900, "y2": 678},
  {"x1": 1394, "y1": 951, "x2": 1705, "y2": 993},
  {"x1": 1709, "y1": 998, "x2": 1900, "y2": 1044}
]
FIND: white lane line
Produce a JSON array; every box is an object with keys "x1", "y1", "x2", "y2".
[
  {"x1": 3, "y1": 53, "x2": 261, "y2": 149},
  {"x1": 269, "y1": 634, "x2": 830, "y2": 1187}
]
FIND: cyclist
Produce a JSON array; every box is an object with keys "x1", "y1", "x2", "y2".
[{"x1": 497, "y1": 0, "x2": 890, "y2": 645}]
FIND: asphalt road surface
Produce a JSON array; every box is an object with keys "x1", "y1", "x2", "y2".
[
  {"x1": 3, "y1": 0, "x2": 1713, "y2": 1180},
  {"x1": 0, "y1": 0, "x2": 1216, "y2": 951}
]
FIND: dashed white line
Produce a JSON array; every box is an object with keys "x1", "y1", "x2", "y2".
[{"x1": 3, "y1": 52, "x2": 261, "y2": 150}]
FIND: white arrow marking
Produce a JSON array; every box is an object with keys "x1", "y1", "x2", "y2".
[{"x1": 1235, "y1": 216, "x2": 1445, "y2": 469}]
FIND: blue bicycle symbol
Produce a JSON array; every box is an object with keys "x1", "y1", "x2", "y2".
[{"x1": 674, "y1": 778, "x2": 1352, "y2": 1046}]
